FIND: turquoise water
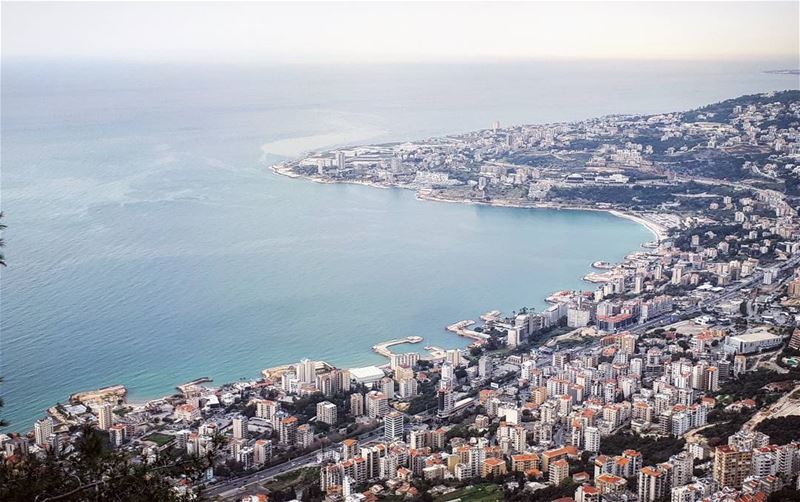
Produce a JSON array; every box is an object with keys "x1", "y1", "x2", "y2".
[{"x1": 1, "y1": 60, "x2": 797, "y2": 432}]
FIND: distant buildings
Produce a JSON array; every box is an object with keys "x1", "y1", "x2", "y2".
[
  {"x1": 638, "y1": 465, "x2": 668, "y2": 502},
  {"x1": 279, "y1": 416, "x2": 298, "y2": 446},
  {"x1": 437, "y1": 386, "x2": 454, "y2": 419},
  {"x1": 724, "y1": 330, "x2": 784, "y2": 354},
  {"x1": 297, "y1": 358, "x2": 317, "y2": 384},
  {"x1": 15, "y1": 91, "x2": 800, "y2": 502},
  {"x1": 254, "y1": 399, "x2": 279, "y2": 423},
  {"x1": 316, "y1": 401, "x2": 338, "y2": 426},
  {"x1": 33, "y1": 417, "x2": 53, "y2": 447},
  {"x1": 350, "y1": 393, "x2": 365, "y2": 417},
  {"x1": 384, "y1": 411, "x2": 404, "y2": 442},
  {"x1": 232, "y1": 415, "x2": 248, "y2": 440},
  {"x1": 714, "y1": 445, "x2": 753, "y2": 489},
  {"x1": 366, "y1": 391, "x2": 389, "y2": 418},
  {"x1": 98, "y1": 402, "x2": 113, "y2": 430}
]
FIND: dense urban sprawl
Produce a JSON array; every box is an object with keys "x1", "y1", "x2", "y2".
[{"x1": 7, "y1": 91, "x2": 800, "y2": 502}]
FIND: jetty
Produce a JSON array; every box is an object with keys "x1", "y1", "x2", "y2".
[
  {"x1": 177, "y1": 377, "x2": 212, "y2": 395},
  {"x1": 447, "y1": 320, "x2": 475, "y2": 332},
  {"x1": 372, "y1": 336, "x2": 424, "y2": 358},
  {"x1": 424, "y1": 346, "x2": 448, "y2": 359},
  {"x1": 446, "y1": 320, "x2": 490, "y2": 341},
  {"x1": 70, "y1": 384, "x2": 127, "y2": 405},
  {"x1": 584, "y1": 271, "x2": 622, "y2": 283},
  {"x1": 480, "y1": 310, "x2": 501, "y2": 322}
]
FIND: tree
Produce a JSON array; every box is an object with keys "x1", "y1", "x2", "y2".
[
  {"x1": 769, "y1": 489, "x2": 800, "y2": 502},
  {"x1": 0, "y1": 424, "x2": 223, "y2": 501},
  {"x1": 756, "y1": 416, "x2": 800, "y2": 446}
]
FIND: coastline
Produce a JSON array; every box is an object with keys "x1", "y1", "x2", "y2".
[
  {"x1": 272, "y1": 163, "x2": 669, "y2": 244},
  {"x1": 25, "y1": 165, "x2": 663, "y2": 433},
  {"x1": 607, "y1": 209, "x2": 667, "y2": 243},
  {"x1": 416, "y1": 190, "x2": 668, "y2": 244},
  {"x1": 271, "y1": 163, "x2": 392, "y2": 190}
]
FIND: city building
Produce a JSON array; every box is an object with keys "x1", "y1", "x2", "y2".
[
  {"x1": 714, "y1": 445, "x2": 753, "y2": 489},
  {"x1": 98, "y1": 402, "x2": 113, "y2": 430},
  {"x1": 316, "y1": 401, "x2": 338, "y2": 426},
  {"x1": 384, "y1": 411, "x2": 404, "y2": 442}
]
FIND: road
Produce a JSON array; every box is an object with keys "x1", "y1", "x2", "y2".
[
  {"x1": 204, "y1": 427, "x2": 385, "y2": 499},
  {"x1": 630, "y1": 254, "x2": 800, "y2": 335}
]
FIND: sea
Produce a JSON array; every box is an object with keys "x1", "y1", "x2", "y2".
[{"x1": 1, "y1": 59, "x2": 798, "y2": 432}]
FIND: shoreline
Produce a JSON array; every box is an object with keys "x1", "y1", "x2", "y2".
[
  {"x1": 21, "y1": 165, "x2": 664, "y2": 433},
  {"x1": 415, "y1": 189, "x2": 668, "y2": 243},
  {"x1": 272, "y1": 164, "x2": 669, "y2": 244}
]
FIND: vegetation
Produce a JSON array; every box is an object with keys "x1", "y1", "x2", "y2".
[
  {"x1": 550, "y1": 181, "x2": 743, "y2": 211},
  {"x1": 435, "y1": 483, "x2": 503, "y2": 502},
  {"x1": 600, "y1": 432, "x2": 685, "y2": 465},
  {"x1": 0, "y1": 425, "x2": 223, "y2": 501},
  {"x1": 716, "y1": 368, "x2": 800, "y2": 404},
  {"x1": 262, "y1": 467, "x2": 321, "y2": 501},
  {"x1": 699, "y1": 409, "x2": 757, "y2": 447},
  {"x1": 682, "y1": 91, "x2": 800, "y2": 125},
  {"x1": 444, "y1": 424, "x2": 485, "y2": 441},
  {"x1": 768, "y1": 488, "x2": 800, "y2": 502},
  {"x1": 143, "y1": 432, "x2": 176, "y2": 446},
  {"x1": 503, "y1": 479, "x2": 577, "y2": 502},
  {"x1": 0, "y1": 361, "x2": 218, "y2": 501},
  {"x1": 755, "y1": 416, "x2": 800, "y2": 446}
]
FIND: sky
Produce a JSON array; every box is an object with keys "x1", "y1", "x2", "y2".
[{"x1": 2, "y1": 1, "x2": 799, "y2": 64}]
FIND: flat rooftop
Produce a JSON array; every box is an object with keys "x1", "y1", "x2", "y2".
[
  {"x1": 729, "y1": 330, "x2": 782, "y2": 342},
  {"x1": 349, "y1": 365, "x2": 385, "y2": 382}
]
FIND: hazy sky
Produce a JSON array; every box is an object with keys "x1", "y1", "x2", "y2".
[{"x1": 3, "y1": 1, "x2": 799, "y2": 63}]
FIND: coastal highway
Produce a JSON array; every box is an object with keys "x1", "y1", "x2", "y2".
[
  {"x1": 204, "y1": 427, "x2": 385, "y2": 499},
  {"x1": 631, "y1": 254, "x2": 800, "y2": 335}
]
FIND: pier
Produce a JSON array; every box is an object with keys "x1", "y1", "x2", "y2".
[
  {"x1": 446, "y1": 320, "x2": 490, "y2": 341},
  {"x1": 372, "y1": 336, "x2": 424, "y2": 358},
  {"x1": 480, "y1": 310, "x2": 501, "y2": 322},
  {"x1": 424, "y1": 346, "x2": 448, "y2": 359},
  {"x1": 177, "y1": 377, "x2": 212, "y2": 395},
  {"x1": 70, "y1": 384, "x2": 127, "y2": 405}
]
